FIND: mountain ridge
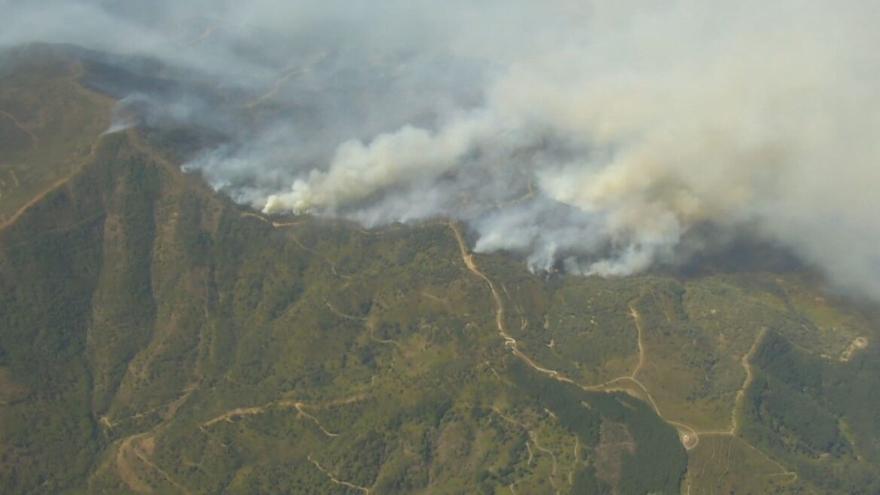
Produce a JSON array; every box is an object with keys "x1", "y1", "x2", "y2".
[{"x1": 1, "y1": 44, "x2": 879, "y2": 495}]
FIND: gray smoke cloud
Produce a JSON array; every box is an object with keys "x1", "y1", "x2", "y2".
[{"x1": 3, "y1": 0, "x2": 880, "y2": 296}]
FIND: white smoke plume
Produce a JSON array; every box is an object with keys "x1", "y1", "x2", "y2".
[{"x1": 3, "y1": 0, "x2": 880, "y2": 296}]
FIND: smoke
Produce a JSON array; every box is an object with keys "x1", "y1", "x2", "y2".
[{"x1": 3, "y1": 0, "x2": 880, "y2": 296}]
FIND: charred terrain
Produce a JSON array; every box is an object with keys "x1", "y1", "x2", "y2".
[{"x1": 2, "y1": 45, "x2": 880, "y2": 495}]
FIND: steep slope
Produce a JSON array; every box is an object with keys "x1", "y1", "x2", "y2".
[
  {"x1": 0, "y1": 49, "x2": 687, "y2": 494},
  {"x1": 0, "y1": 126, "x2": 686, "y2": 494},
  {"x1": 2, "y1": 45, "x2": 879, "y2": 495},
  {"x1": 0, "y1": 44, "x2": 114, "y2": 225}
]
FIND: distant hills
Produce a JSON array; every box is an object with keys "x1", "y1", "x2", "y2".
[{"x1": 1, "y1": 44, "x2": 879, "y2": 494}]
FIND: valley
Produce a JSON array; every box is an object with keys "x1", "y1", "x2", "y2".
[{"x1": 1, "y1": 45, "x2": 879, "y2": 495}]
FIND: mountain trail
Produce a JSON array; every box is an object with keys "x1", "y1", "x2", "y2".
[
  {"x1": 0, "y1": 131, "x2": 106, "y2": 232},
  {"x1": 0, "y1": 110, "x2": 38, "y2": 146},
  {"x1": 308, "y1": 455, "x2": 372, "y2": 494},
  {"x1": 201, "y1": 395, "x2": 367, "y2": 437}
]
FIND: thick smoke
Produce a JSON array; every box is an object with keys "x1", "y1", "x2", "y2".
[{"x1": 4, "y1": 0, "x2": 880, "y2": 296}]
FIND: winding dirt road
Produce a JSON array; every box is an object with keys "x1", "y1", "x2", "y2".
[
  {"x1": 308, "y1": 455, "x2": 372, "y2": 494},
  {"x1": 447, "y1": 221, "x2": 801, "y2": 491},
  {"x1": 0, "y1": 110, "x2": 39, "y2": 146},
  {"x1": 0, "y1": 129, "x2": 108, "y2": 231},
  {"x1": 448, "y1": 221, "x2": 793, "y2": 460},
  {"x1": 202, "y1": 399, "x2": 341, "y2": 437},
  {"x1": 447, "y1": 222, "x2": 700, "y2": 442}
]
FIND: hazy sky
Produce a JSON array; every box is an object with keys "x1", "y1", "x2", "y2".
[{"x1": 4, "y1": 0, "x2": 880, "y2": 297}]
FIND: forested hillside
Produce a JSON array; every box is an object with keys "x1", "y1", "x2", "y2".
[{"x1": 1, "y1": 45, "x2": 878, "y2": 495}]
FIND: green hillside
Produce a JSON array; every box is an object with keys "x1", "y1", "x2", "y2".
[{"x1": 1, "y1": 45, "x2": 879, "y2": 495}]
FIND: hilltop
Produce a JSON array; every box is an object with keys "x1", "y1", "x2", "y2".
[{"x1": 1, "y1": 45, "x2": 879, "y2": 494}]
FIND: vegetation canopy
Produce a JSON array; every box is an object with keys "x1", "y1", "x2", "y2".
[{"x1": 1, "y1": 45, "x2": 879, "y2": 495}]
